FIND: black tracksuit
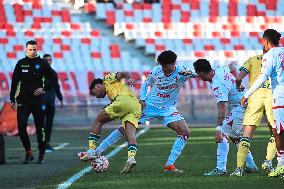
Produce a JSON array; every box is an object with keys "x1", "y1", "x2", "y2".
[
  {"x1": 10, "y1": 55, "x2": 57, "y2": 156},
  {"x1": 44, "y1": 76, "x2": 63, "y2": 145}
]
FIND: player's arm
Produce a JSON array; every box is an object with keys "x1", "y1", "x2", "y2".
[
  {"x1": 217, "y1": 101, "x2": 228, "y2": 126},
  {"x1": 139, "y1": 71, "x2": 154, "y2": 108},
  {"x1": 215, "y1": 101, "x2": 228, "y2": 143},
  {"x1": 236, "y1": 70, "x2": 248, "y2": 88},
  {"x1": 116, "y1": 72, "x2": 135, "y2": 87},
  {"x1": 243, "y1": 53, "x2": 273, "y2": 100},
  {"x1": 10, "y1": 61, "x2": 21, "y2": 110}
]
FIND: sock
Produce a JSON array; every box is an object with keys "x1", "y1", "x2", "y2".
[
  {"x1": 166, "y1": 135, "x2": 188, "y2": 166},
  {"x1": 95, "y1": 127, "x2": 125, "y2": 154},
  {"x1": 216, "y1": 137, "x2": 229, "y2": 171},
  {"x1": 128, "y1": 144, "x2": 137, "y2": 159},
  {"x1": 26, "y1": 149, "x2": 32, "y2": 156},
  {"x1": 245, "y1": 151, "x2": 257, "y2": 168},
  {"x1": 88, "y1": 133, "x2": 101, "y2": 149},
  {"x1": 237, "y1": 137, "x2": 251, "y2": 168},
  {"x1": 266, "y1": 136, "x2": 277, "y2": 161},
  {"x1": 277, "y1": 150, "x2": 284, "y2": 167}
]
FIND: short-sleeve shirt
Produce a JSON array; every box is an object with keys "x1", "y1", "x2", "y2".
[
  {"x1": 211, "y1": 66, "x2": 244, "y2": 106},
  {"x1": 240, "y1": 54, "x2": 271, "y2": 89},
  {"x1": 261, "y1": 47, "x2": 284, "y2": 96},
  {"x1": 103, "y1": 73, "x2": 136, "y2": 101}
]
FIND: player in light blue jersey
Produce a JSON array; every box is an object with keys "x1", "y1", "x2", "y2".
[
  {"x1": 139, "y1": 50, "x2": 196, "y2": 172},
  {"x1": 232, "y1": 29, "x2": 284, "y2": 177},
  {"x1": 193, "y1": 59, "x2": 257, "y2": 176},
  {"x1": 79, "y1": 50, "x2": 195, "y2": 173}
]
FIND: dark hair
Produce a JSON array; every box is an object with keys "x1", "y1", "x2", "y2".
[
  {"x1": 263, "y1": 29, "x2": 281, "y2": 46},
  {"x1": 26, "y1": 40, "x2": 37, "y2": 47},
  {"x1": 193, "y1": 59, "x2": 212, "y2": 73},
  {"x1": 89, "y1": 78, "x2": 103, "y2": 91},
  {"x1": 43, "y1": 54, "x2": 52, "y2": 59},
  {"x1": 157, "y1": 50, "x2": 177, "y2": 66}
]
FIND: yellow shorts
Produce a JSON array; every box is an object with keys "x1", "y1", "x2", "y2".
[
  {"x1": 243, "y1": 89, "x2": 275, "y2": 127},
  {"x1": 104, "y1": 95, "x2": 141, "y2": 128}
]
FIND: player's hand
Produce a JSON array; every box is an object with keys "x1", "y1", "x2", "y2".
[
  {"x1": 126, "y1": 78, "x2": 135, "y2": 87},
  {"x1": 237, "y1": 84, "x2": 245, "y2": 92},
  {"x1": 241, "y1": 96, "x2": 248, "y2": 107},
  {"x1": 60, "y1": 101, "x2": 64, "y2": 108},
  {"x1": 11, "y1": 102, "x2": 17, "y2": 111},
  {"x1": 215, "y1": 131, "x2": 223, "y2": 143},
  {"x1": 139, "y1": 100, "x2": 146, "y2": 109},
  {"x1": 34, "y1": 88, "x2": 45, "y2": 96}
]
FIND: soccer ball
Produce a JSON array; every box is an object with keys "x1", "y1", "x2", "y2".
[{"x1": 90, "y1": 155, "x2": 109, "y2": 173}]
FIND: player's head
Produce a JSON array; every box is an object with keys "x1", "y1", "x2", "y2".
[
  {"x1": 157, "y1": 50, "x2": 177, "y2": 76},
  {"x1": 262, "y1": 29, "x2": 281, "y2": 52},
  {"x1": 89, "y1": 78, "x2": 106, "y2": 98},
  {"x1": 26, "y1": 40, "x2": 38, "y2": 58},
  {"x1": 193, "y1": 59, "x2": 213, "y2": 81},
  {"x1": 43, "y1": 54, "x2": 52, "y2": 65}
]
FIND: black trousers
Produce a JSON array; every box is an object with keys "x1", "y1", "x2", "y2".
[
  {"x1": 45, "y1": 103, "x2": 55, "y2": 144},
  {"x1": 17, "y1": 102, "x2": 46, "y2": 156}
]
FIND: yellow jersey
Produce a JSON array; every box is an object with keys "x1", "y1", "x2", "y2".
[
  {"x1": 103, "y1": 73, "x2": 136, "y2": 101},
  {"x1": 240, "y1": 54, "x2": 271, "y2": 89}
]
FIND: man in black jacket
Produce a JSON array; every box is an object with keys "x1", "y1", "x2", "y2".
[
  {"x1": 10, "y1": 40, "x2": 57, "y2": 164},
  {"x1": 43, "y1": 54, "x2": 63, "y2": 151}
]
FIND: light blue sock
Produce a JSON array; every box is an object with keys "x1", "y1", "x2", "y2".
[
  {"x1": 95, "y1": 126, "x2": 124, "y2": 154},
  {"x1": 216, "y1": 137, "x2": 229, "y2": 171},
  {"x1": 166, "y1": 135, "x2": 188, "y2": 166},
  {"x1": 246, "y1": 151, "x2": 257, "y2": 168}
]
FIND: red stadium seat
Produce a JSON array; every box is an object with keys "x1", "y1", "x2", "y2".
[
  {"x1": 7, "y1": 52, "x2": 17, "y2": 59},
  {"x1": 53, "y1": 52, "x2": 63, "y2": 59}
]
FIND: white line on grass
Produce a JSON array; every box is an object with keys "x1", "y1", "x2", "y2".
[
  {"x1": 54, "y1": 143, "x2": 70, "y2": 150},
  {"x1": 57, "y1": 126, "x2": 150, "y2": 189}
]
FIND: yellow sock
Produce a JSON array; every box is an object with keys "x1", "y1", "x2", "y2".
[
  {"x1": 266, "y1": 136, "x2": 277, "y2": 161},
  {"x1": 88, "y1": 133, "x2": 100, "y2": 149},
  {"x1": 128, "y1": 144, "x2": 137, "y2": 159},
  {"x1": 237, "y1": 137, "x2": 251, "y2": 168}
]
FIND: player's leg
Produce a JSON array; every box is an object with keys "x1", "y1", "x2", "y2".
[
  {"x1": 17, "y1": 102, "x2": 34, "y2": 163},
  {"x1": 262, "y1": 93, "x2": 277, "y2": 172},
  {"x1": 121, "y1": 121, "x2": 138, "y2": 173},
  {"x1": 79, "y1": 109, "x2": 112, "y2": 161},
  {"x1": 45, "y1": 103, "x2": 55, "y2": 151},
  {"x1": 268, "y1": 102, "x2": 284, "y2": 177},
  {"x1": 164, "y1": 109, "x2": 189, "y2": 173},
  {"x1": 95, "y1": 126, "x2": 125, "y2": 155},
  {"x1": 231, "y1": 97, "x2": 263, "y2": 176}
]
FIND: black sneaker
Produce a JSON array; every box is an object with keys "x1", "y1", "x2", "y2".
[
  {"x1": 46, "y1": 144, "x2": 55, "y2": 152},
  {"x1": 36, "y1": 155, "x2": 45, "y2": 164},
  {"x1": 22, "y1": 154, "x2": 34, "y2": 164}
]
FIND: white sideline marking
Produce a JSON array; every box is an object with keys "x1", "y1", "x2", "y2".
[
  {"x1": 54, "y1": 143, "x2": 70, "y2": 150},
  {"x1": 57, "y1": 127, "x2": 150, "y2": 189}
]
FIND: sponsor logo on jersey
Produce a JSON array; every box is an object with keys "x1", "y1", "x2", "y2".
[{"x1": 157, "y1": 93, "x2": 170, "y2": 98}]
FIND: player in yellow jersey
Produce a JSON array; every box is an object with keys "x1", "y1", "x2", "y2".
[
  {"x1": 230, "y1": 52, "x2": 278, "y2": 176},
  {"x1": 79, "y1": 72, "x2": 141, "y2": 173}
]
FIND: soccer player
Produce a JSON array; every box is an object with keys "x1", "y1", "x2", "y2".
[
  {"x1": 236, "y1": 52, "x2": 277, "y2": 173},
  {"x1": 193, "y1": 59, "x2": 258, "y2": 176},
  {"x1": 79, "y1": 72, "x2": 141, "y2": 173},
  {"x1": 80, "y1": 50, "x2": 196, "y2": 173},
  {"x1": 232, "y1": 29, "x2": 284, "y2": 177},
  {"x1": 139, "y1": 50, "x2": 195, "y2": 172}
]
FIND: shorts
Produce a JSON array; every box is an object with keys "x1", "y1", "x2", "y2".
[
  {"x1": 139, "y1": 103, "x2": 184, "y2": 126},
  {"x1": 221, "y1": 106, "x2": 245, "y2": 138},
  {"x1": 104, "y1": 95, "x2": 141, "y2": 128},
  {"x1": 272, "y1": 94, "x2": 284, "y2": 134},
  {"x1": 243, "y1": 89, "x2": 275, "y2": 128}
]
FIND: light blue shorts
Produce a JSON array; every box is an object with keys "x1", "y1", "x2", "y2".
[{"x1": 139, "y1": 103, "x2": 184, "y2": 126}]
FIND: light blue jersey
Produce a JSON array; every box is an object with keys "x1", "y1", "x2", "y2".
[
  {"x1": 140, "y1": 64, "x2": 195, "y2": 108},
  {"x1": 211, "y1": 66, "x2": 245, "y2": 107},
  {"x1": 261, "y1": 47, "x2": 284, "y2": 97}
]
